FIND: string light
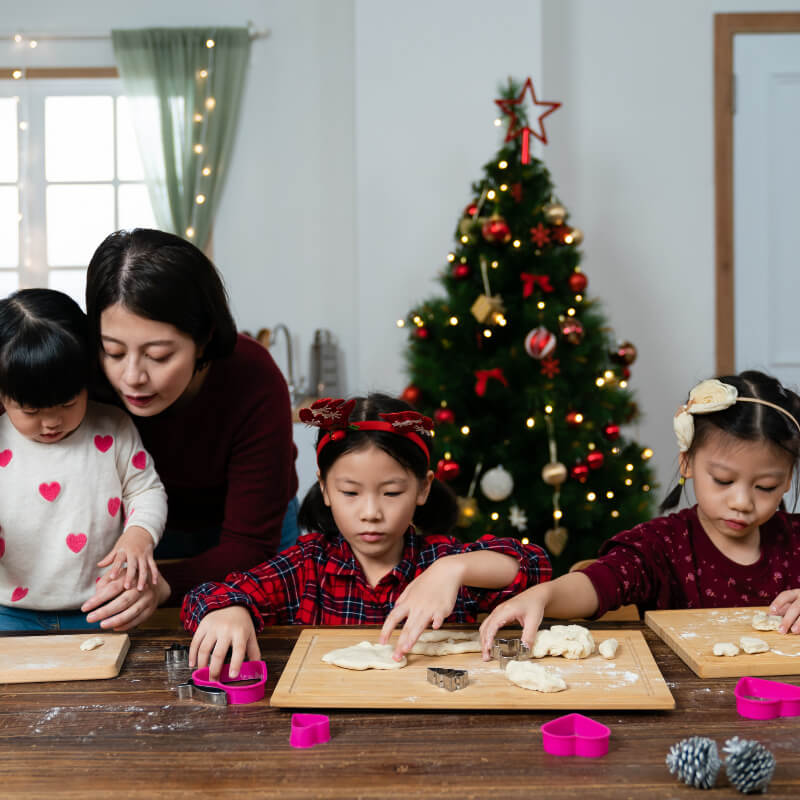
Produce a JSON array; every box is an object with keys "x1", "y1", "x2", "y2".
[
  {"x1": 486, "y1": 189, "x2": 496, "y2": 200},
  {"x1": 641, "y1": 448, "x2": 654, "y2": 460},
  {"x1": 566, "y1": 307, "x2": 576, "y2": 316},
  {"x1": 198, "y1": 69, "x2": 208, "y2": 79},
  {"x1": 553, "y1": 509, "x2": 563, "y2": 521},
  {"x1": 12, "y1": 70, "x2": 21, "y2": 80},
  {"x1": 206, "y1": 39, "x2": 215, "y2": 48},
  {"x1": 498, "y1": 160, "x2": 508, "y2": 169},
  {"x1": 596, "y1": 377, "x2": 605, "y2": 387},
  {"x1": 494, "y1": 118, "x2": 502, "y2": 126},
  {"x1": 193, "y1": 144, "x2": 204, "y2": 154},
  {"x1": 29, "y1": 40, "x2": 37, "y2": 49},
  {"x1": 620, "y1": 380, "x2": 628, "y2": 388},
  {"x1": 483, "y1": 329, "x2": 492, "y2": 338},
  {"x1": 525, "y1": 417, "x2": 535, "y2": 428},
  {"x1": 193, "y1": 113, "x2": 203, "y2": 122},
  {"x1": 444, "y1": 451, "x2": 452, "y2": 460},
  {"x1": 412, "y1": 315, "x2": 423, "y2": 326},
  {"x1": 625, "y1": 463, "x2": 634, "y2": 471},
  {"x1": 587, "y1": 442, "x2": 596, "y2": 450},
  {"x1": 491, "y1": 260, "x2": 499, "y2": 268},
  {"x1": 587, "y1": 492, "x2": 596, "y2": 502},
  {"x1": 460, "y1": 425, "x2": 470, "y2": 435},
  {"x1": 447, "y1": 253, "x2": 455, "y2": 262},
  {"x1": 491, "y1": 512, "x2": 500, "y2": 521},
  {"x1": 448, "y1": 316, "x2": 459, "y2": 326},
  {"x1": 625, "y1": 478, "x2": 633, "y2": 486},
  {"x1": 544, "y1": 405, "x2": 553, "y2": 415},
  {"x1": 185, "y1": 227, "x2": 195, "y2": 238},
  {"x1": 537, "y1": 300, "x2": 545, "y2": 310},
  {"x1": 13, "y1": 34, "x2": 22, "y2": 43},
  {"x1": 18, "y1": 121, "x2": 28, "y2": 130},
  {"x1": 573, "y1": 413, "x2": 584, "y2": 424},
  {"x1": 603, "y1": 370, "x2": 614, "y2": 380},
  {"x1": 396, "y1": 319, "x2": 405, "y2": 328},
  {"x1": 611, "y1": 446, "x2": 620, "y2": 455},
  {"x1": 606, "y1": 490, "x2": 614, "y2": 499},
  {"x1": 460, "y1": 256, "x2": 468, "y2": 263},
  {"x1": 202, "y1": 166, "x2": 212, "y2": 176},
  {"x1": 460, "y1": 235, "x2": 469, "y2": 244},
  {"x1": 512, "y1": 239, "x2": 521, "y2": 248},
  {"x1": 611, "y1": 510, "x2": 620, "y2": 518},
  {"x1": 521, "y1": 537, "x2": 529, "y2": 545},
  {"x1": 500, "y1": 184, "x2": 508, "y2": 192},
  {"x1": 575, "y1": 294, "x2": 583, "y2": 302},
  {"x1": 643, "y1": 484, "x2": 651, "y2": 492},
  {"x1": 195, "y1": 194, "x2": 206, "y2": 205},
  {"x1": 205, "y1": 97, "x2": 216, "y2": 110}
]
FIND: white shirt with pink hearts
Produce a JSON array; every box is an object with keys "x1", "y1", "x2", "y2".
[{"x1": 0, "y1": 400, "x2": 167, "y2": 611}]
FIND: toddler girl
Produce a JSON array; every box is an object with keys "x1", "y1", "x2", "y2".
[
  {"x1": 0, "y1": 289, "x2": 167, "y2": 631},
  {"x1": 183, "y1": 393, "x2": 551, "y2": 679},
  {"x1": 480, "y1": 370, "x2": 800, "y2": 657}
]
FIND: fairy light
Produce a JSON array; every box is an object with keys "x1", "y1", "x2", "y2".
[
  {"x1": 495, "y1": 314, "x2": 507, "y2": 327},
  {"x1": 447, "y1": 253, "x2": 455, "y2": 262},
  {"x1": 526, "y1": 417, "x2": 535, "y2": 428},
  {"x1": 606, "y1": 490, "x2": 614, "y2": 499},
  {"x1": 396, "y1": 319, "x2": 405, "y2": 328},
  {"x1": 491, "y1": 512, "x2": 500, "y2": 521},
  {"x1": 412, "y1": 315, "x2": 423, "y2": 326},
  {"x1": 587, "y1": 442, "x2": 596, "y2": 451},
  {"x1": 29, "y1": 40, "x2": 37, "y2": 49},
  {"x1": 625, "y1": 463, "x2": 634, "y2": 472},
  {"x1": 603, "y1": 370, "x2": 614, "y2": 380},
  {"x1": 500, "y1": 184, "x2": 508, "y2": 192},
  {"x1": 444, "y1": 451, "x2": 452, "y2": 460},
  {"x1": 193, "y1": 144, "x2": 204, "y2": 154},
  {"x1": 494, "y1": 118, "x2": 502, "y2": 126},
  {"x1": 13, "y1": 34, "x2": 22, "y2": 43},
  {"x1": 611, "y1": 510, "x2": 620, "y2": 518},
  {"x1": 205, "y1": 97, "x2": 216, "y2": 110},
  {"x1": 596, "y1": 377, "x2": 606, "y2": 387},
  {"x1": 487, "y1": 189, "x2": 496, "y2": 200},
  {"x1": 620, "y1": 380, "x2": 628, "y2": 388},
  {"x1": 483, "y1": 329, "x2": 492, "y2": 338},
  {"x1": 12, "y1": 70, "x2": 21, "y2": 80},
  {"x1": 575, "y1": 294, "x2": 583, "y2": 302},
  {"x1": 566, "y1": 307, "x2": 576, "y2": 316},
  {"x1": 611, "y1": 447, "x2": 620, "y2": 455},
  {"x1": 643, "y1": 484, "x2": 651, "y2": 492},
  {"x1": 544, "y1": 405, "x2": 553, "y2": 415},
  {"x1": 198, "y1": 69, "x2": 208, "y2": 79},
  {"x1": 625, "y1": 478, "x2": 633, "y2": 486},
  {"x1": 202, "y1": 166, "x2": 212, "y2": 176},
  {"x1": 573, "y1": 413, "x2": 584, "y2": 424},
  {"x1": 206, "y1": 38, "x2": 215, "y2": 48},
  {"x1": 18, "y1": 121, "x2": 27, "y2": 131},
  {"x1": 587, "y1": 492, "x2": 596, "y2": 502},
  {"x1": 460, "y1": 425, "x2": 470, "y2": 435},
  {"x1": 460, "y1": 256, "x2": 468, "y2": 263},
  {"x1": 521, "y1": 537, "x2": 529, "y2": 545},
  {"x1": 491, "y1": 260, "x2": 499, "y2": 268},
  {"x1": 553, "y1": 509, "x2": 563, "y2": 521},
  {"x1": 193, "y1": 113, "x2": 203, "y2": 122},
  {"x1": 460, "y1": 235, "x2": 469, "y2": 244},
  {"x1": 449, "y1": 316, "x2": 459, "y2": 326},
  {"x1": 537, "y1": 301, "x2": 546, "y2": 310},
  {"x1": 185, "y1": 227, "x2": 195, "y2": 238},
  {"x1": 641, "y1": 448, "x2": 654, "y2": 460},
  {"x1": 512, "y1": 239, "x2": 521, "y2": 248},
  {"x1": 498, "y1": 160, "x2": 508, "y2": 169},
  {"x1": 195, "y1": 194, "x2": 206, "y2": 205}
]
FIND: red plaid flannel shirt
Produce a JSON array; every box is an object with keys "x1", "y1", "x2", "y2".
[{"x1": 181, "y1": 528, "x2": 551, "y2": 632}]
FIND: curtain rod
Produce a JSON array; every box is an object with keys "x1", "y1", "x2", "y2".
[{"x1": 3, "y1": 26, "x2": 270, "y2": 42}]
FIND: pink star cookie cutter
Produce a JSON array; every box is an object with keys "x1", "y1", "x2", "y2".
[
  {"x1": 735, "y1": 676, "x2": 800, "y2": 720},
  {"x1": 541, "y1": 713, "x2": 610, "y2": 758},
  {"x1": 290, "y1": 713, "x2": 331, "y2": 749},
  {"x1": 191, "y1": 660, "x2": 267, "y2": 705}
]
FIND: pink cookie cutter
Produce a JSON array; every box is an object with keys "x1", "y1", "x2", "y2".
[
  {"x1": 191, "y1": 660, "x2": 268, "y2": 705},
  {"x1": 290, "y1": 713, "x2": 331, "y2": 749},
  {"x1": 541, "y1": 713, "x2": 610, "y2": 758},
  {"x1": 735, "y1": 676, "x2": 800, "y2": 720}
]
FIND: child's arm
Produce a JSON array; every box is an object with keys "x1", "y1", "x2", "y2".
[
  {"x1": 380, "y1": 550, "x2": 519, "y2": 660},
  {"x1": 478, "y1": 572, "x2": 601, "y2": 659},
  {"x1": 97, "y1": 525, "x2": 159, "y2": 591},
  {"x1": 769, "y1": 589, "x2": 800, "y2": 634},
  {"x1": 188, "y1": 606, "x2": 261, "y2": 681}
]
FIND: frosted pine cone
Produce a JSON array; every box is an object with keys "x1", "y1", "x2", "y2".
[
  {"x1": 723, "y1": 737, "x2": 775, "y2": 794},
  {"x1": 666, "y1": 736, "x2": 721, "y2": 789}
]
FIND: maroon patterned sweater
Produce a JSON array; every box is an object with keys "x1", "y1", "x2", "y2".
[{"x1": 581, "y1": 506, "x2": 800, "y2": 617}]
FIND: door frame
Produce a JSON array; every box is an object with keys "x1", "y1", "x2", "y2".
[{"x1": 714, "y1": 13, "x2": 800, "y2": 374}]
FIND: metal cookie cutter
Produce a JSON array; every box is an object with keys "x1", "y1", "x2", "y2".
[
  {"x1": 492, "y1": 638, "x2": 531, "y2": 669},
  {"x1": 427, "y1": 667, "x2": 469, "y2": 692},
  {"x1": 191, "y1": 660, "x2": 268, "y2": 705},
  {"x1": 164, "y1": 644, "x2": 190, "y2": 667},
  {"x1": 176, "y1": 680, "x2": 229, "y2": 706}
]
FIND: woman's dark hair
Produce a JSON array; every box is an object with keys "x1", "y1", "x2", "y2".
[
  {"x1": 661, "y1": 370, "x2": 800, "y2": 511},
  {"x1": 85, "y1": 228, "x2": 237, "y2": 370},
  {"x1": 298, "y1": 392, "x2": 458, "y2": 538},
  {"x1": 0, "y1": 289, "x2": 89, "y2": 408}
]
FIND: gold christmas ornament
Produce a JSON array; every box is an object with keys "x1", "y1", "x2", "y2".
[
  {"x1": 566, "y1": 226, "x2": 583, "y2": 245},
  {"x1": 544, "y1": 526, "x2": 568, "y2": 557},
  {"x1": 470, "y1": 293, "x2": 505, "y2": 324},
  {"x1": 458, "y1": 216, "x2": 478, "y2": 235},
  {"x1": 543, "y1": 202, "x2": 566, "y2": 226},
  {"x1": 456, "y1": 496, "x2": 479, "y2": 527},
  {"x1": 541, "y1": 461, "x2": 567, "y2": 487}
]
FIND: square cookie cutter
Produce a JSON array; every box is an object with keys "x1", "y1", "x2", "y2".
[
  {"x1": 427, "y1": 667, "x2": 469, "y2": 691},
  {"x1": 492, "y1": 638, "x2": 531, "y2": 669}
]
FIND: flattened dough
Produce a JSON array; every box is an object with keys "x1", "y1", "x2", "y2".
[
  {"x1": 80, "y1": 636, "x2": 105, "y2": 651},
  {"x1": 533, "y1": 624, "x2": 595, "y2": 659},
  {"x1": 712, "y1": 642, "x2": 740, "y2": 657},
  {"x1": 598, "y1": 638, "x2": 619, "y2": 659},
  {"x1": 751, "y1": 611, "x2": 782, "y2": 632},
  {"x1": 739, "y1": 636, "x2": 769, "y2": 655},
  {"x1": 417, "y1": 629, "x2": 478, "y2": 643},
  {"x1": 410, "y1": 631, "x2": 481, "y2": 656},
  {"x1": 505, "y1": 660, "x2": 567, "y2": 693},
  {"x1": 321, "y1": 641, "x2": 407, "y2": 670}
]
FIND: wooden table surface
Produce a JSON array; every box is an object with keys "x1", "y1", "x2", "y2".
[{"x1": 2, "y1": 620, "x2": 799, "y2": 799}]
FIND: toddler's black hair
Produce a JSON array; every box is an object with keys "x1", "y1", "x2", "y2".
[
  {"x1": 661, "y1": 370, "x2": 800, "y2": 511},
  {"x1": 298, "y1": 392, "x2": 458, "y2": 538},
  {"x1": 0, "y1": 288, "x2": 89, "y2": 408}
]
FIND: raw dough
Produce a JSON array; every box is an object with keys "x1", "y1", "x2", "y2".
[
  {"x1": 712, "y1": 642, "x2": 740, "y2": 657},
  {"x1": 410, "y1": 631, "x2": 481, "y2": 656},
  {"x1": 739, "y1": 636, "x2": 769, "y2": 655},
  {"x1": 598, "y1": 638, "x2": 619, "y2": 659},
  {"x1": 505, "y1": 660, "x2": 567, "y2": 693},
  {"x1": 751, "y1": 611, "x2": 782, "y2": 632},
  {"x1": 533, "y1": 624, "x2": 595, "y2": 660},
  {"x1": 80, "y1": 636, "x2": 105, "y2": 651},
  {"x1": 321, "y1": 641, "x2": 407, "y2": 670}
]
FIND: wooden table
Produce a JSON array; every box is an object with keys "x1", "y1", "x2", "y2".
[{"x1": 2, "y1": 621, "x2": 799, "y2": 798}]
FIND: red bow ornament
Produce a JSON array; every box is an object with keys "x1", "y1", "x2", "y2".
[
  {"x1": 474, "y1": 367, "x2": 509, "y2": 397},
  {"x1": 520, "y1": 273, "x2": 554, "y2": 298}
]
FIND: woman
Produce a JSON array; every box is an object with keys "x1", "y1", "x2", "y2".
[{"x1": 81, "y1": 229, "x2": 298, "y2": 629}]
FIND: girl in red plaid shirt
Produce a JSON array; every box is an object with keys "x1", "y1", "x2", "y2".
[{"x1": 183, "y1": 393, "x2": 551, "y2": 679}]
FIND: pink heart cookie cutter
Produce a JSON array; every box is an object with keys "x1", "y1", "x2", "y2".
[
  {"x1": 290, "y1": 713, "x2": 331, "y2": 749},
  {"x1": 541, "y1": 713, "x2": 610, "y2": 758},
  {"x1": 191, "y1": 660, "x2": 267, "y2": 705},
  {"x1": 735, "y1": 676, "x2": 800, "y2": 720}
]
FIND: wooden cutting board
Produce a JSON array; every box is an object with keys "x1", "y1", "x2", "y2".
[
  {"x1": 270, "y1": 628, "x2": 674, "y2": 710},
  {"x1": 646, "y1": 606, "x2": 800, "y2": 678},
  {"x1": 0, "y1": 633, "x2": 130, "y2": 684}
]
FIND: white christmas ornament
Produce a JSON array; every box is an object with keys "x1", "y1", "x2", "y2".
[
  {"x1": 509, "y1": 505, "x2": 528, "y2": 531},
  {"x1": 480, "y1": 465, "x2": 514, "y2": 501}
]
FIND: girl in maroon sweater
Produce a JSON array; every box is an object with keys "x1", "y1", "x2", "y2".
[{"x1": 480, "y1": 370, "x2": 800, "y2": 658}]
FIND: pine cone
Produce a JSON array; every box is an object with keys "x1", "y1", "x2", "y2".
[
  {"x1": 666, "y1": 736, "x2": 721, "y2": 789},
  {"x1": 723, "y1": 737, "x2": 776, "y2": 794}
]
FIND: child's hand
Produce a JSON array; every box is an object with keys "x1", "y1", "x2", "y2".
[
  {"x1": 97, "y1": 525, "x2": 159, "y2": 591},
  {"x1": 189, "y1": 606, "x2": 261, "y2": 681},
  {"x1": 379, "y1": 557, "x2": 462, "y2": 661},
  {"x1": 479, "y1": 586, "x2": 547, "y2": 661},
  {"x1": 770, "y1": 589, "x2": 800, "y2": 634}
]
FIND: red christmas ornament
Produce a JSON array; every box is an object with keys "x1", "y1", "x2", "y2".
[
  {"x1": 540, "y1": 357, "x2": 560, "y2": 378},
  {"x1": 586, "y1": 451, "x2": 605, "y2": 470},
  {"x1": 494, "y1": 77, "x2": 562, "y2": 162},
  {"x1": 464, "y1": 202, "x2": 479, "y2": 217},
  {"x1": 510, "y1": 182, "x2": 523, "y2": 202},
  {"x1": 452, "y1": 263, "x2": 471, "y2": 279},
  {"x1": 435, "y1": 459, "x2": 461, "y2": 482},
  {"x1": 482, "y1": 216, "x2": 512, "y2": 244},
  {"x1": 622, "y1": 366, "x2": 631, "y2": 379},
  {"x1": 571, "y1": 462, "x2": 589, "y2": 483},
  {"x1": 568, "y1": 271, "x2": 588, "y2": 293},
  {"x1": 610, "y1": 341, "x2": 638, "y2": 366},
  {"x1": 551, "y1": 225, "x2": 572, "y2": 244},
  {"x1": 524, "y1": 326, "x2": 557, "y2": 359},
  {"x1": 529, "y1": 223, "x2": 551, "y2": 247},
  {"x1": 565, "y1": 410, "x2": 583, "y2": 428},
  {"x1": 401, "y1": 385, "x2": 421, "y2": 406},
  {"x1": 604, "y1": 422, "x2": 621, "y2": 441},
  {"x1": 414, "y1": 326, "x2": 430, "y2": 340},
  {"x1": 434, "y1": 408, "x2": 455, "y2": 425}
]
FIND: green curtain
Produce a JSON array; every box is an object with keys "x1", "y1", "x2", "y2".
[{"x1": 111, "y1": 27, "x2": 251, "y2": 250}]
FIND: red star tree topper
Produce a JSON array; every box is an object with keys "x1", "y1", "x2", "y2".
[{"x1": 495, "y1": 77, "x2": 561, "y2": 163}]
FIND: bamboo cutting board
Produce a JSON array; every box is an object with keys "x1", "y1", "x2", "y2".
[
  {"x1": 646, "y1": 606, "x2": 800, "y2": 678},
  {"x1": 0, "y1": 633, "x2": 130, "y2": 684},
  {"x1": 270, "y1": 628, "x2": 674, "y2": 710}
]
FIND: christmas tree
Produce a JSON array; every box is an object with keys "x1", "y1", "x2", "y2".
[{"x1": 401, "y1": 78, "x2": 657, "y2": 575}]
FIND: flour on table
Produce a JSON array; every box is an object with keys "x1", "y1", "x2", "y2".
[
  {"x1": 410, "y1": 631, "x2": 481, "y2": 656},
  {"x1": 751, "y1": 611, "x2": 782, "y2": 632},
  {"x1": 321, "y1": 641, "x2": 406, "y2": 670},
  {"x1": 533, "y1": 624, "x2": 595, "y2": 659},
  {"x1": 598, "y1": 638, "x2": 619, "y2": 659},
  {"x1": 80, "y1": 637, "x2": 105, "y2": 651},
  {"x1": 739, "y1": 636, "x2": 769, "y2": 655},
  {"x1": 712, "y1": 642, "x2": 740, "y2": 657},
  {"x1": 505, "y1": 661, "x2": 567, "y2": 693}
]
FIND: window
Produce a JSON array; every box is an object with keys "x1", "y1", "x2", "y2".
[{"x1": 0, "y1": 76, "x2": 155, "y2": 306}]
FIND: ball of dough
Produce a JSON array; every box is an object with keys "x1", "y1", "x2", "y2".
[
  {"x1": 533, "y1": 624, "x2": 595, "y2": 659},
  {"x1": 598, "y1": 638, "x2": 619, "y2": 659}
]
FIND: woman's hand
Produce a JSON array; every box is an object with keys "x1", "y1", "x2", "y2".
[
  {"x1": 379, "y1": 557, "x2": 463, "y2": 660},
  {"x1": 189, "y1": 606, "x2": 261, "y2": 681},
  {"x1": 97, "y1": 525, "x2": 159, "y2": 590},
  {"x1": 478, "y1": 586, "x2": 548, "y2": 660},
  {"x1": 770, "y1": 589, "x2": 800, "y2": 634},
  {"x1": 81, "y1": 572, "x2": 171, "y2": 631}
]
